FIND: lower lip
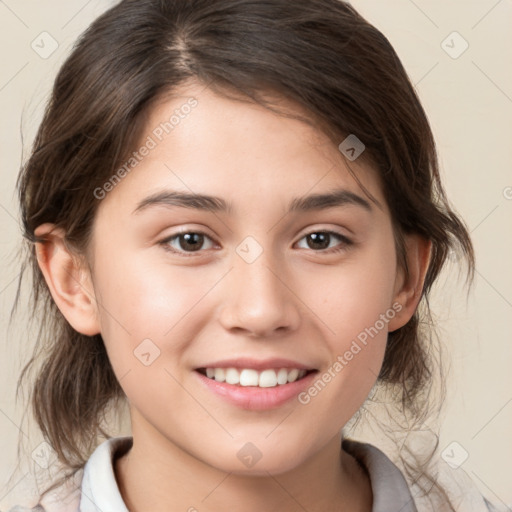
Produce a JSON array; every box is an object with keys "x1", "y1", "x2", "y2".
[{"x1": 194, "y1": 370, "x2": 318, "y2": 410}]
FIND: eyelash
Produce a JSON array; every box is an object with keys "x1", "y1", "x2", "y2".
[{"x1": 158, "y1": 229, "x2": 354, "y2": 257}]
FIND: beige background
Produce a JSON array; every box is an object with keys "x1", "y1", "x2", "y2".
[{"x1": 1, "y1": 0, "x2": 511, "y2": 509}]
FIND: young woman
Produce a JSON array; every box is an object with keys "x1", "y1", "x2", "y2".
[{"x1": 7, "y1": 0, "x2": 502, "y2": 510}]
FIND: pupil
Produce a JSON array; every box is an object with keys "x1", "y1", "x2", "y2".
[
  {"x1": 180, "y1": 233, "x2": 203, "y2": 251},
  {"x1": 177, "y1": 233, "x2": 330, "y2": 252},
  {"x1": 308, "y1": 232, "x2": 329, "y2": 250}
]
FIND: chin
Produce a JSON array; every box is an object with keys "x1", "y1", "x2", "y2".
[{"x1": 202, "y1": 445, "x2": 308, "y2": 477}]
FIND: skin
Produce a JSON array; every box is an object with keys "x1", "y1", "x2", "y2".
[{"x1": 35, "y1": 80, "x2": 431, "y2": 512}]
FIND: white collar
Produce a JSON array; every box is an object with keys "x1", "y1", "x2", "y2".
[
  {"x1": 79, "y1": 436, "x2": 132, "y2": 512},
  {"x1": 76, "y1": 435, "x2": 418, "y2": 511}
]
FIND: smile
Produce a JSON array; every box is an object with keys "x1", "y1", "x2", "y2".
[
  {"x1": 197, "y1": 367, "x2": 316, "y2": 388},
  {"x1": 194, "y1": 366, "x2": 319, "y2": 410}
]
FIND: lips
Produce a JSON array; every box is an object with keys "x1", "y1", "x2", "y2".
[
  {"x1": 193, "y1": 367, "x2": 319, "y2": 410},
  {"x1": 194, "y1": 357, "x2": 316, "y2": 372},
  {"x1": 192, "y1": 357, "x2": 319, "y2": 411}
]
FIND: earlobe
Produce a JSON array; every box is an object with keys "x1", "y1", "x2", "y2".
[
  {"x1": 34, "y1": 223, "x2": 101, "y2": 336},
  {"x1": 387, "y1": 234, "x2": 432, "y2": 332}
]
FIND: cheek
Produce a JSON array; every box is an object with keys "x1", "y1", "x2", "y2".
[
  {"x1": 296, "y1": 237, "x2": 397, "y2": 412},
  {"x1": 313, "y1": 239, "x2": 398, "y2": 344},
  {"x1": 90, "y1": 251, "x2": 218, "y2": 420},
  {"x1": 90, "y1": 249, "x2": 214, "y2": 371}
]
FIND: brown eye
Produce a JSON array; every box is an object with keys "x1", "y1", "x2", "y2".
[
  {"x1": 177, "y1": 233, "x2": 204, "y2": 252},
  {"x1": 161, "y1": 231, "x2": 216, "y2": 255},
  {"x1": 306, "y1": 232, "x2": 330, "y2": 250},
  {"x1": 296, "y1": 231, "x2": 353, "y2": 253}
]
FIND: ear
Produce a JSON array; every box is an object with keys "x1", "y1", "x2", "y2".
[
  {"x1": 34, "y1": 223, "x2": 100, "y2": 336},
  {"x1": 387, "y1": 234, "x2": 432, "y2": 332}
]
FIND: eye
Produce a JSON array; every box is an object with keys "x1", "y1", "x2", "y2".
[
  {"x1": 295, "y1": 231, "x2": 353, "y2": 253},
  {"x1": 160, "y1": 230, "x2": 217, "y2": 255},
  {"x1": 159, "y1": 229, "x2": 353, "y2": 257}
]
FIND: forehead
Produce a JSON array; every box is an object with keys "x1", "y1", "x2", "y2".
[{"x1": 97, "y1": 80, "x2": 386, "y2": 217}]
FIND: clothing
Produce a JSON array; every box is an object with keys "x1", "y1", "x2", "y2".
[{"x1": 7, "y1": 436, "x2": 503, "y2": 512}]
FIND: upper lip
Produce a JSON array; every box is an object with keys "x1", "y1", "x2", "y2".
[{"x1": 195, "y1": 357, "x2": 317, "y2": 371}]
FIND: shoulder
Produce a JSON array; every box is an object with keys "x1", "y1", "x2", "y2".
[
  {"x1": 7, "y1": 507, "x2": 46, "y2": 512},
  {"x1": 6, "y1": 482, "x2": 81, "y2": 512},
  {"x1": 397, "y1": 443, "x2": 506, "y2": 512},
  {"x1": 343, "y1": 437, "x2": 507, "y2": 512},
  {"x1": 4, "y1": 473, "x2": 81, "y2": 512},
  {"x1": 483, "y1": 496, "x2": 505, "y2": 512},
  {"x1": 415, "y1": 457, "x2": 508, "y2": 512},
  {"x1": 5, "y1": 436, "x2": 133, "y2": 512},
  {"x1": 342, "y1": 437, "x2": 419, "y2": 511}
]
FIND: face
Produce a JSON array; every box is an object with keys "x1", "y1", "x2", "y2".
[{"x1": 73, "y1": 81, "x2": 411, "y2": 474}]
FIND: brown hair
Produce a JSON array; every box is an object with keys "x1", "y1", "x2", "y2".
[{"x1": 11, "y1": 0, "x2": 474, "y2": 508}]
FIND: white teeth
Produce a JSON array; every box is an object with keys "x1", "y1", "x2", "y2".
[
  {"x1": 259, "y1": 369, "x2": 277, "y2": 388},
  {"x1": 203, "y1": 367, "x2": 309, "y2": 387},
  {"x1": 239, "y1": 369, "x2": 259, "y2": 386},
  {"x1": 214, "y1": 368, "x2": 225, "y2": 382},
  {"x1": 277, "y1": 368, "x2": 289, "y2": 385},
  {"x1": 287, "y1": 368, "x2": 300, "y2": 383},
  {"x1": 225, "y1": 367, "x2": 240, "y2": 385}
]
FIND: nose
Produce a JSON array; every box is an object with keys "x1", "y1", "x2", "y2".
[{"x1": 218, "y1": 248, "x2": 302, "y2": 338}]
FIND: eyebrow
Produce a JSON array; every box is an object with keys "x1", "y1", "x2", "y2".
[{"x1": 133, "y1": 188, "x2": 374, "y2": 215}]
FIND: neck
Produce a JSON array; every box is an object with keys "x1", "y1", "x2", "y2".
[{"x1": 114, "y1": 418, "x2": 372, "y2": 512}]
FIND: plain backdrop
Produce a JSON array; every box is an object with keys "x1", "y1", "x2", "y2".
[{"x1": 0, "y1": 0, "x2": 511, "y2": 509}]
